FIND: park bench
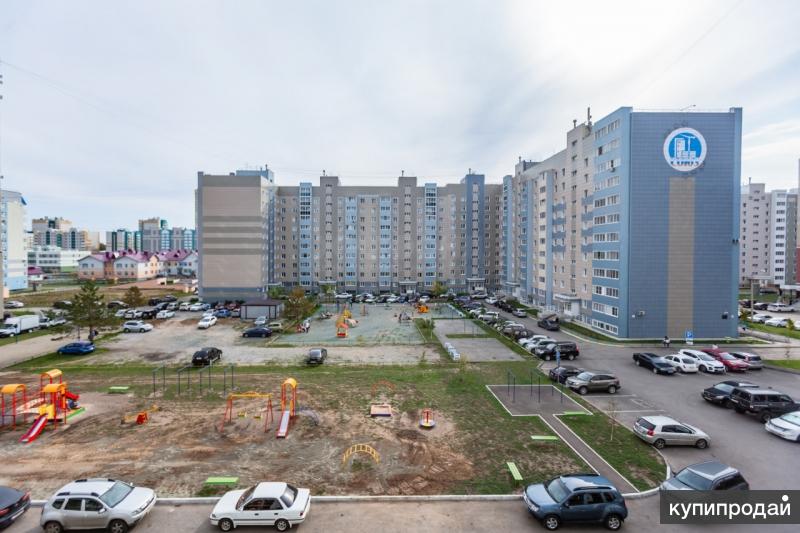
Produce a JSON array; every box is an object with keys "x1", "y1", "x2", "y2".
[{"x1": 506, "y1": 462, "x2": 523, "y2": 482}]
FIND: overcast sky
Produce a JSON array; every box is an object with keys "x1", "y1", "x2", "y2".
[{"x1": 1, "y1": 0, "x2": 799, "y2": 231}]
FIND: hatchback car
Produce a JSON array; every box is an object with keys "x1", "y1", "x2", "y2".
[
  {"x1": 730, "y1": 387, "x2": 799, "y2": 422},
  {"x1": 57, "y1": 342, "x2": 95, "y2": 355},
  {"x1": 701, "y1": 348, "x2": 750, "y2": 372},
  {"x1": 523, "y1": 474, "x2": 627, "y2": 531},
  {"x1": 765, "y1": 410, "x2": 800, "y2": 442},
  {"x1": 122, "y1": 321, "x2": 152, "y2": 333},
  {"x1": 243, "y1": 327, "x2": 272, "y2": 338},
  {"x1": 0, "y1": 486, "x2": 30, "y2": 529},
  {"x1": 40, "y1": 478, "x2": 156, "y2": 533},
  {"x1": 767, "y1": 302, "x2": 792, "y2": 312},
  {"x1": 632, "y1": 353, "x2": 676, "y2": 375},
  {"x1": 702, "y1": 380, "x2": 758, "y2": 408},
  {"x1": 306, "y1": 348, "x2": 328, "y2": 365},
  {"x1": 728, "y1": 351, "x2": 763, "y2": 370},
  {"x1": 679, "y1": 349, "x2": 726, "y2": 373},
  {"x1": 633, "y1": 415, "x2": 710, "y2": 449},
  {"x1": 661, "y1": 354, "x2": 698, "y2": 373},
  {"x1": 566, "y1": 372, "x2": 620, "y2": 395},
  {"x1": 156, "y1": 310, "x2": 175, "y2": 319},
  {"x1": 661, "y1": 461, "x2": 749, "y2": 491},
  {"x1": 548, "y1": 365, "x2": 583, "y2": 384},
  {"x1": 192, "y1": 347, "x2": 222, "y2": 367},
  {"x1": 210, "y1": 482, "x2": 310, "y2": 532}
]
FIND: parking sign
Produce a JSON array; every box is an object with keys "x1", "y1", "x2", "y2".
[{"x1": 685, "y1": 330, "x2": 694, "y2": 346}]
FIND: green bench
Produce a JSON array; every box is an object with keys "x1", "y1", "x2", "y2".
[
  {"x1": 506, "y1": 462, "x2": 523, "y2": 482},
  {"x1": 108, "y1": 386, "x2": 130, "y2": 394},
  {"x1": 204, "y1": 477, "x2": 239, "y2": 486},
  {"x1": 531, "y1": 435, "x2": 559, "y2": 442}
]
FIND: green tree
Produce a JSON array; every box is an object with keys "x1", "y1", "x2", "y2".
[
  {"x1": 122, "y1": 286, "x2": 145, "y2": 308},
  {"x1": 284, "y1": 287, "x2": 315, "y2": 321},
  {"x1": 430, "y1": 281, "x2": 447, "y2": 299},
  {"x1": 268, "y1": 285, "x2": 285, "y2": 300},
  {"x1": 69, "y1": 280, "x2": 118, "y2": 341}
]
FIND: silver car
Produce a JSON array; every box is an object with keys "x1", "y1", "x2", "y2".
[
  {"x1": 40, "y1": 478, "x2": 156, "y2": 533},
  {"x1": 633, "y1": 415, "x2": 710, "y2": 449},
  {"x1": 729, "y1": 351, "x2": 764, "y2": 370}
]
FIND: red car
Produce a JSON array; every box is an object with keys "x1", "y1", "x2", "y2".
[{"x1": 702, "y1": 348, "x2": 750, "y2": 372}]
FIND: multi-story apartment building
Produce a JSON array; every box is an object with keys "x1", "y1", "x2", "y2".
[
  {"x1": 1, "y1": 190, "x2": 28, "y2": 292},
  {"x1": 107, "y1": 228, "x2": 137, "y2": 252},
  {"x1": 28, "y1": 246, "x2": 87, "y2": 273},
  {"x1": 163, "y1": 227, "x2": 196, "y2": 250},
  {"x1": 32, "y1": 217, "x2": 99, "y2": 251},
  {"x1": 139, "y1": 217, "x2": 167, "y2": 252},
  {"x1": 503, "y1": 107, "x2": 742, "y2": 339},
  {"x1": 196, "y1": 170, "x2": 502, "y2": 301}
]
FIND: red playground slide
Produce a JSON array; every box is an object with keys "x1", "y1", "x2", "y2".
[
  {"x1": 19, "y1": 415, "x2": 47, "y2": 444},
  {"x1": 276, "y1": 410, "x2": 291, "y2": 438},
  {"x1": 64, "y1": 391, "x2": 79, "y2": 401}
]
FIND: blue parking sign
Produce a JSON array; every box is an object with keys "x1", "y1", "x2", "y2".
[{"x1": 685, "y1": 330, "x2": 694, "y2": 346}]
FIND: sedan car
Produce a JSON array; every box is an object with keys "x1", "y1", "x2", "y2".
[
  {"x1": 702, "y1": 348, "x2": 750, "y2": 372},
  {"x1": 242, "y1": 327, "x2": 272, "y2": 338},
  {"x1": 633, "y1": 415, "x2": 710, "y2": 449},
  {"x1": 156, "y1": 310, "x2": 175, "y2": 319},
  {"x1": 56, "y1": 342, "x2": 95, "y2": 355},
  {"x1": 662, "y1": 354, "x2": 698, "y2": 373},
  {"x1": 192, "y1": 347, "x2": 222, "y2": 366},
  {"x1": 548, "y1": 365, "x2": 583, "y2": 384},
  {"x1": 4, "y1": 300, "x2": 24, "y2": 309},
  {"x1": 210, "y1": 482, "x2": 310, "y2": 532},
  {"x1": 632, "y1": 352, "x2": 676, "y2": 375},
  {"x1": 198, "y1": 316, "x2": 218, "y2": 329},
  {"x1": 750, "y1": 313, "x2": 772, "y2": 324},
  {"x1": 679, "y1": 349, "x2": 726, "y2": 374},
  {"x1": 661, "y1": 461, "x2": 749, "y2": 491},
  {"x1": 188, "y1": 303, "x2": 205, "y2": 312},
  {"x1": 122, "y1": 321, "x2": 153, "y2": 333},
  {"x1": 40, "y1": 478, "x2": 156, "y2": 533},
  {"x1": 123, "y1": 309, "x2": 143, "y2": 319},
  {"x1": 702, "y1": 380, "x2": 758, "y2": 408},
  {"x1": 0, "y1": 486, "x2": 30, "y2": 529},
  {"x1": 765, "y1": 410, "x2": 800, "y2": 442},
  {"x1": 729, "y1": 351, "x2": 763, "y2": 370}
]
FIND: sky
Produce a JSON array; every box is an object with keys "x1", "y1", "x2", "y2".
[{"x1": 1, "y1": 0, "x2": 799, "y2": 231}]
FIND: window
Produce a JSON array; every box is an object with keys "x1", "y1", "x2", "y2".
[
  {"x1": 64, "y1": 499, "x2": 83, "y2": 511},
  {"x1": 84, "y1": 499, "x2": 104, "y2": 512}
]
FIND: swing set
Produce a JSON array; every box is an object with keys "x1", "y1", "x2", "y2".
[{"x1": 219, "y1": 392, "x2": 274, "y2": 432}]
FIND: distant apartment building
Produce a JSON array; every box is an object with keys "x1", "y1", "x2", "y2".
[
  {"x1": 107, "y1": 228, "x2": 138, "y2": 252},
  {"x1": 77, "y1": 249, "x2": 197, "y2": 281},
  {"x1": 502, "y1": 107, "x2": 742, "y2": 339},
  {"x1": 1, "y1": 190, "x2": 29, "y2": 292},
  {"x1": 139, "y1": 217, "x2": 167, "y2": 252},
  {"x1": 32, "y1": 216, "x2": 100, "y2": 250},
  {"x1": 28, "y1": 246, "x2": 87, "y2": 273},
  {"x1": 162, "y1": 227, "x2": 196, "y2": 251}
]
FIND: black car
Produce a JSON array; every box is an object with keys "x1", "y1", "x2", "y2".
[
  {"x1": 632, "y1": 352, "x2": 676, "y2": 375},
  {"x1": 536, "y1": 341, "x2": 579, "y2": 361},
  {"x1": 106, "y1": 300, "x2": 128, "y2": 310},
  {"x1": 0, "y1": 486, "x2": 30, "y2": 528},
  {"x1": 242, "y1": 327, "x2": 272, "y2": 338},
  {"x1": 139, "y1": 308, "x2": 158, "y2": 319},
  {"x1": 548, "y1": 365, "x2": 584, "y2": 384},
  {"x1": 538, "y1": 316, "x2": 560, "y2": 331},
  {"x1": 148, "y1": 297, "x2": 163, "y2": 306},
  {"x1": 702, "y1": 380, "x2": 758, "y2": 408},
  {"x1": 306, "y1": 348, "x2": 328, "y2": 365},
  {"x1": 192, "y1": 347, "x2": 222, "y2": 367},
  {"x1": 730, "y1": 387, "x2": 800, "y2": 422},
  {"x1": 53, "y1": 300, "x2": 72, "y2": 310},
  {"x1": 161, "y1": 295, "x2": 177, "y2": 302},
  {"x1": 753, "y1": 302, "x2": 769, "y2": 310}
]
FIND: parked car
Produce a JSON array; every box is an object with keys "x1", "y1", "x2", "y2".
[
  {"x1": 188, "y1": 303, "x2": 205, "y2": 312},
  {"x1": 471, "y1": 292, "x2": 488, "y2": 299},
  {"x1": 43, "y1": 316, "x2": 68, "y2": 329},
  {"x1": 156, "y1": 310, "x2": 175, "y2": 319},
  {"x1": 661, "y1": 354, "x2": 698, "y2": 373},
  {"x1": 728, "y1": 351, "x2": 763, "y2": 370},
  {"x1": 764, "y1": 317, "x2": 792, "y2": 328},
  {"x1": 254, "y1": 316, "x2": 268, "y2": 327},
  {"x1": 242, "y1": 327, "x2": 272, "y2": 338},
  {"x1": 123, "y1": 309, "x2": 143, "y2": 319},
  {"x1": 485, "y1": 297, "x2": 498, "y2": 305},
  {"x1": 267, "y1": 321, "x2": 285, "y2": 331},
  {"x1": 0, "y1": 485, "x2": 30, "y2": 529},
  {"x1": 632, "y1": 352, "x2": 676, "y2": 375},
  {"x1": 633, "y1": 415, "x2": 710, "y2": 449},
  {"x1": 40, "y1": 478, "x2": 156, "y2": 533},
  {"x1": 209, "y1": 482, "x2": 311, "y2": 532},
  {"x1": 538, "y1": 316, "x2": 560, "y2": 331},
  {"x1": 536, "y1": 342, "x2": 579, "y2": 361},
  {"x1": 701, "y1": 348, "x2": 750, "y2": 372},
  {"x1": 661, "y1": 461, "x2": 749, "y2": 491},
  {"x1": 566, "y1": 371, "x2": 620, "y2": 395},
  {"x1": 479, "y1": 311, "x2": 499, "y2": 322},
  {"x1": 512, "y1": 308, "x2": 527, "y2": 318},
  {"x1": 679, "y1": 349, "x2": 726, "y2": 374},
  {"x1": 767, "y1": 302, "x2": 793, "y2": 312},
  {"x1": 765, "y1": 410, "x2": 800, "y2": 442},
  {"x1": 166, "y1": 302, "x2": 179, "y2": 311},
  {"x1": 53, "y1": 300, "x2": 72, "y2": 310},
  {"x1": 753, "y1": 302, "x2": 770, "y2": 311},
  {"x1": 730, "y1": 387, "x2": 800, "y2": 422},
  {"x1": 122, "y1": 321, "x2": 152, "y2": 333},
  {"x1": 702, "y1": 380, "x2": 758, "y2": 408},
  {"x1": 522, "y1": 474, "x2": 627, "y2": 531},
  {"x1": 198, "y1": 316, "x2": 218, "y2": 329},
  {"x1": 4, "y1": 300, "x2": 24, "y2": 309},
  {"x1": 306, "y1": 348, "x2": 328, "y2": 365},
  {"x1": 192, "y1": 347, "x2": 222, "y2": 366},
  {"x1": 148, "y1": 297, "x2": 163, "y2": 306},
  {"x1": 528, "y1": 338, "x2": 557, "y2": 352},
  {"x1": 750, "y1": 313, "x2": 771, "y2": 323},
  {"x1": 57, "y1": 342, "x2": 95, "y2": 355},
  {"x1": 548, "y1": 365, "x2": 583, "y2": 384},
  {"x1": 178, "y1": 302, "x2": 191, "y2": 311},
  {"x1": 139, "y1": 308, "x2": 158, "y2": 320},
  {"x1": 215, "y1": 309, "x2": 232, "y2": 318}
]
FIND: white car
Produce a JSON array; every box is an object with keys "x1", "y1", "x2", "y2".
[
  {"x1": 418, "y1": 295, "x2": 430, "y2": 303},
  {"x1": 765, "y1": 317, "x2": 791, "y2": 328},
  {"x1": 203, "y1": 310, "x2": 216, "y2": 318},
  {"x1": 179, "y1": 302, "x2": 191, "y2": 311},
  {"x1": 751, "y1": 313, "x2": 772, "y2": 324},
  {"x1": 479, "y1": 312, "x2": 499, "y2": 322},
  {"x1": 662, "y1": 354, "x2": 699, "y2": 373},
  {"x1": 254, "y1": 316, "x2": 268, "y2": 326},
  {"x1": 334, "y1": 293, "x2": 353, "y2": 300},
  {"x1": 124, "y1": 309, "x2": 143, "y2": 319},
  {"x1": 198, "y1": 316, "x2": 217, "y2": 329},
  {"x1": 115, "y1": 309, "x2": 127, "y2": 318},
  {"x1": 679, "y1": 349, "x2": 726, "y2": 374},
  {"x1": 485, "y1": 297, "x2": 498, "y2": 305},
  {"x1": 189, "y1": 303, "x2": 205, "y2": 312},
  {"x1": 767, "y1": 303, "x2": 793, "y2": 313},
  {"x1": 5, "y1": 300, "x2": 24, "y2": 308},
  {"x1": 123, "y1": 320, "x2": 153, "y2": 333},
  {"x1": 467, "y1": 308, "x2": 484, "y2": 317},
  {"x1": 156, "y1": 310, "x2": 175, "y2": 319},
  {"x1": 210, "y1": 482, "x2": 310, "y2": 532},
  {"x1": 765, "y1": 411, "x2": 800, "y2": 442}
]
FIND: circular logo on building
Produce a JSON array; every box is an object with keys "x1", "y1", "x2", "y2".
[{"x1": 663, "y1": 127, "x2": 706, "y2": 171}]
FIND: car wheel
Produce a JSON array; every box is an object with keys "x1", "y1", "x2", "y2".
[
  {"x1": 607, "y1": 385, "x2": 617, "y2": 394},
  {"x1": 635, "y1": 360, "x2": 640, "y2": 366},
  {"x1": 108, "y1": 520, "x2": 129, "y2": 533},
  {"x1": 724, "y1": 399, "x2": 734, "y2": 409},
  {"x1": 652, "y1": 367, "x2": 658, "y2": 374},
  {"x1": 653, "y1": 438, "x2": 666, "y2": 449},
  {"x1": 218, "y1": 518, "x2": 234, "y2": 532},
  {"x1": 44, "y1": 522, "x2": 64, "y2": 533},
  {"x1": 695, "y1": 439, "x2": 708, "y2": 449},
  {"x1": 579, "y1": 386, "x2": 588, "y2": 395},
  {"x1": 734, "y1": 406, "x2": 745, "y2": 413},
  {"x1": 543, "y1": 515, "x2": 561, "y2": 531},
  {"x1": 605, "y1": 513, "x2": 623, "y2": 531},
  {"x1": 275, "y1": 519, "x2": 290, "y2": 532},
  {"x1": 699, "y1": 365, "x2": 707, "y2": 373},
  {"x1": 567, "y1": 354, "x2": 575, "y2": 361},
  {"x1": 760, "y1": 412, "x2": 772, "y2": 423}
]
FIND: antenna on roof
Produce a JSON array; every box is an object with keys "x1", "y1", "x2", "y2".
[
  {"x1": 587, "y1": 107, "x2": 592, "y2": 127},
  {"x1": 322, "y1": 169, "x2": 326, "y2": 176},
  {"x1": 401, "y1": 170, "x2": 404, "y2": 177}
]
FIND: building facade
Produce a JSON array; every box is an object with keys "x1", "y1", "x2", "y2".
[
  {"x1": 1, "y1": 190, "x2": 28, "y2": 291},
  {"x1": 77, "y1": 249, "x2": 197, "y2": 281},
  {"x1": 107, "y1": 228, "x2": 138, "y2": 252},
  {"x1": 32, "y1": 217, "x2": 99, "y2": 251},
  {"x1": 28, "y1": 246, "x2": 87, "y2": 273}
]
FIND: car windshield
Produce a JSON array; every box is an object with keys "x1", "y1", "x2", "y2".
[
  {"x1": 575, "y1": 372, "x2": 593, "y2": 381},
  {"x1": 675, "y1": 469, "x2": 713, "y2": 490},
  {"x1": 237, "y1": 486, "x2": 255, "y2": 509},
  {"x1": 697, "y1": 353, "x2": 715, "y2": 362},
  {"x1": 99, "y1": 481, "x2": 133, "y2": 508},
  {"x1": 280, "y1": 484, "x2": 298, "y2": 508},
  {"x1": 545, "y1": 478, "x2": 569, "y2": 502},
  {"x1": 780, "y1": 413, "x2": 800, "y2": 427},
  {"x1": 715, "y1": 383, "x2": 733, "y2": 393}
]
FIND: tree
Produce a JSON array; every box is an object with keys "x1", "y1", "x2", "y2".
[
  {"x1": 269, "y1": 285, "x2": 285, "y2": 300},
  {"x1": 69, "y1": 280, "x2": 118, "y2": 341},
  {"x1": 284, "y1": 287, "x2": 315, "y2": 321},
  {"x1": 122, "y1": 286, "x2": 145, "y2": 309},
  {"x1": 430, "y1": 281, "x2": 447, "y2": 299}
]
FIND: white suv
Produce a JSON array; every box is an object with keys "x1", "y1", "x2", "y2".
[
  {"x1": 40, "y1": 478, "x2": 156, "y2": 533},
  {"x1": 679, "y1": 349, "x2": 726, "y2": 374},
  {"x1": 122, "y1": 321, "x2": 152, "y2": 333}
]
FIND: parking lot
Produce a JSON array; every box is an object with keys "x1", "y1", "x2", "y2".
[{"x1": 434, "y1": 318, "x2": 523, "y2": 362}]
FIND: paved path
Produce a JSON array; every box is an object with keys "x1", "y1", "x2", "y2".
[{"x1": 0, "y1": 333, "x2": 72, "y2": 368}]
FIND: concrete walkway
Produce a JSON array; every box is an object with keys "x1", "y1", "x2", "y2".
[{"x1": 0, "y1": 333, "x2": 76, "y2": 368}]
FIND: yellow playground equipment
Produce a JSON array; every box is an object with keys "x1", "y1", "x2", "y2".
[
  {"x1": 121, "y1": 405, "x2": 160, "y2": 425},
  {"x1": 342, "y1": 443, "x2": 380, "y2": 465},
  {"x1": 220, "y1": 392, "x2": 274, "y2": 432},
  {"x1": 336, "y1": 309, "x2": 351, "y2": 337}
]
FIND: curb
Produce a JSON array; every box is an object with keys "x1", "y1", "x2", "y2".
[{"x1": 764, "y1": 364, "x2": 800, "y2": 375}]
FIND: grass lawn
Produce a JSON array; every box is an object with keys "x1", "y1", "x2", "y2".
[
  {"x1": 764, "y1": 359, "x2": 800, "y2": 370},
  {"x1": 14, "y1": 286, "x2": 186, "y2": 308},
  {"x1": 742, "y1": 321, "x2": 800, "y2": 340},
  {"x1": 739, "y1": 292, "x2": 779, "y2": 303}
]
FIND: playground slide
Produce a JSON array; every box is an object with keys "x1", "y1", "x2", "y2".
[
  {"x1": 276, "y1": 410, "x2": 291, "y2": 438},
  {"x1": 64, "y1": 391, "x2": 79, "y2": 401},
  {"x1": 19, "y1": 415, "x2": 47, "y2": 444}
]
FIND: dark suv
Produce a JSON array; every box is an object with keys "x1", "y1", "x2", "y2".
[
  {"x1": 566, "y1": 371, "x2": 620, "y2": 395},
  {"x1": 548, "y1": 365, "x2": 583, "y2": 384},
  {"x1": 729, "y1": 388, "x2": 799, "y2": 422},
  {"x1": 536, "y1": 342, "x2": 579, "y2": 361},
  {"x1": 192, "y1": 347, "x2": 222, "y2": 367},
  {"x1": 523, "y1": 474, "x2": 628, "y2": 531},
  {"x1": 538, "y1": 316, "x2": 560, "y2": 331}
]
